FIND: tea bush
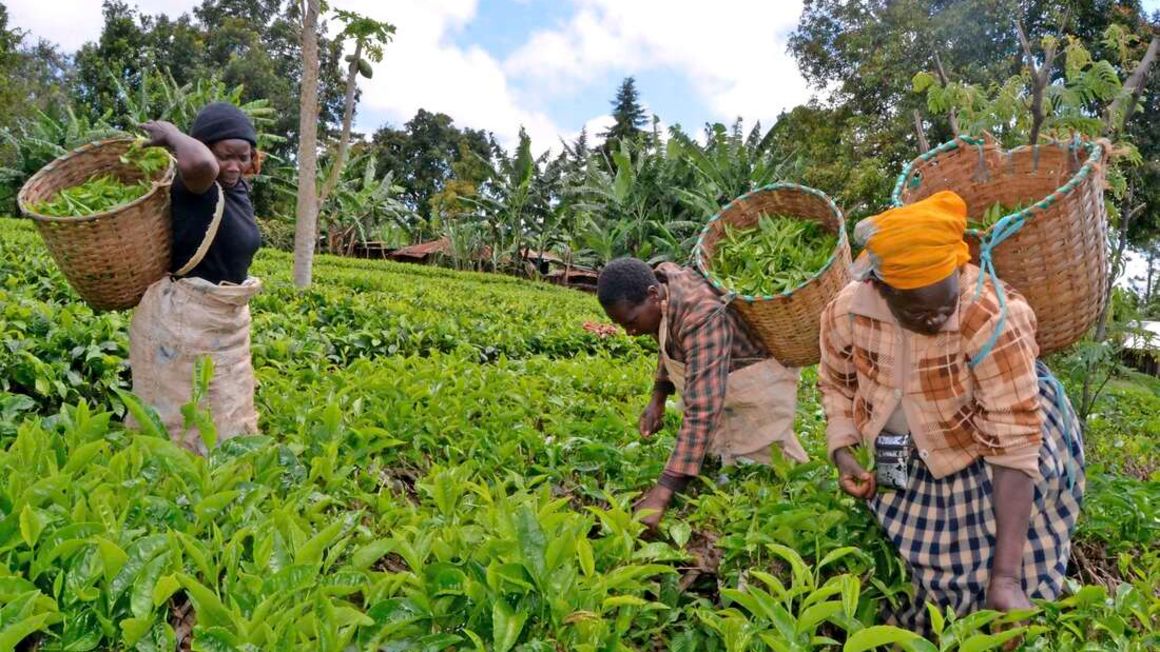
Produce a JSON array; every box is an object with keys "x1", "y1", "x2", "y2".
[{"x1": 0, "y1": 217, "x2": 1156, "y2": 650}]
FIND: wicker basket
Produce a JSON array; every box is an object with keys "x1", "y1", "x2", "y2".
[
  {"x1": 694, "y1": 183, "x2": 852, "y2": 367},
  {"x1": 17, "y1": 138, "x2": 176, "y2": 312},
  {"x1": 892, "y1": 134, "x2": 1108, "y2": 355}
]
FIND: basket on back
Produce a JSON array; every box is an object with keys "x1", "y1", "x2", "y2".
[
  {"x1": 694, "y1": 183, "x2": 852, "y2": 367},
  {"x1": 892, "y1": 134, "x2": 1108, "y2": 355},
  {"x1": 17, "y1": 138, "x2": 176, "y2": 312}
]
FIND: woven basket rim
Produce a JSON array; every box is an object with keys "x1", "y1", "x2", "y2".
[
  {"x1": 890, "y1": 134, "x2": 1105, "y2": 237},
  {"x1": 692, "y1": 182, "x2": 848, "y2": 302},
  {"x1": 17, "y1": 137, "x2": 176, "y2": 225}
]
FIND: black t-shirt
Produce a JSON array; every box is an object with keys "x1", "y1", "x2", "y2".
[{"x1": 170, "y1": 175, "x2": 261, "y2": 284}]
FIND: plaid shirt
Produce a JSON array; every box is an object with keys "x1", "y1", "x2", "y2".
[
  {"x1": 818, "y1": 264, "x2": 1043, "y2": 479},
  {"x1": 653, "y1": 263, "x2": 770, "y2": 478}
]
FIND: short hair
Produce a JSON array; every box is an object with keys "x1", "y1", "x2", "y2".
[{"x1": 597, "y1": 258, "x2": 658, "y2": 307}]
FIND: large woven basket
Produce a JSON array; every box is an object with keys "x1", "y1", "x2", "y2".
[
  {"x1": 892, "y1": 134, "x2": 1108, "y2": 355},
  {"x1": 17, "y1": 138, "x2": 176, "y2": 311},
  {"x1": 694, "y1": 183, "x2": 852, "y2": 367}
]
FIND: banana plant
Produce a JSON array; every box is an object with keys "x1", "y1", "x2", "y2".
[
  {"x1": 322, "y1": 156, "x2": 417, "y2": 256},
  {"x1": 670, "y1": 120, "x2": 802, "y2": 221}
]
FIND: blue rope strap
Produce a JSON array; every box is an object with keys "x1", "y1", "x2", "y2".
[
  {"x1": 1038, "y1": 366, "x2": 1079, "y2": 491},
  {"x1": 973, "y1": 221, "x2": 1079, "y2": 490},
  {"x1": 969, "y1": 208, "x2": 1027, "y2": 369}
]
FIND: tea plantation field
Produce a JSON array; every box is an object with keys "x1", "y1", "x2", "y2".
[{"x1": 0, "y1": 217, "x2": 1156, "y2": 651}]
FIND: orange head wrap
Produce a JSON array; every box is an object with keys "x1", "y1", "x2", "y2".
[{"x1": 852, "y1": 190, "x2": 971, "y2": 290}]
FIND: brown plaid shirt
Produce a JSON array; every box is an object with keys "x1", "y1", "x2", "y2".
[
  {"x1": 819, "y1": 264, "x2": 1043, "y2": 479},
  {"x1": 653, "y1": 263, "x2": 769, "y2": 477}
]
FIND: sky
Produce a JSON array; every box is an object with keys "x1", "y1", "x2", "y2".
[
  {"x1": 7, "y1": 0, "x2": 1160, "y2": 151},
  {"x1": 4, "y1": 0, "x2": 815, "y2": 152},
  {"x1": 6, "y1": 0, "x2": 1157, "y2": 279}
]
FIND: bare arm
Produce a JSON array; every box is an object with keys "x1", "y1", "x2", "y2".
[
  {"x1": 986, "y1": 465, "x2": 1035, "y2": 611},
  {"x1": 140, "y1": 121, "x2": 218, "y2": 194}
]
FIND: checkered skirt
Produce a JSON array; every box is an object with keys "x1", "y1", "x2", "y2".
[{"x1": 868, "y1": 362, "x2": 1085, "y2": 633}]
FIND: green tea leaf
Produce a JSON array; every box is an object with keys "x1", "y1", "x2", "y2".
[
  {"x1": 492, "y1": 599, "x2": 527, "y2": 652},
  {"x1": 576, "y1": 537, "x2": 595, "y2": 577},
  {"x1": 294, "y1": 519, "x2": 346, "y2": 566},
  {"x1": 842, "y1": 625, "x2": 924, "y2": 652},
  {"x1": 176, "y1": 573, "x2": 238, "y2": 633},
  {"x1": 19, "y1": 505, "x2": 45, "y2": 548}
]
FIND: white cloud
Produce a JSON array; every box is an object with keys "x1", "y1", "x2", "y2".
[
  {"x1": 5, "y1": 0, "x2": 200, "y2": 52},
  {"x1": 505, "y1": 0, "x2": 811, "y2": 127},
  {"x1": 4, "y1": 0, "x2": 814, "y2": 155},
  {"x1": 328, "y1": 0, "x2": 564, "y2": 153},
  {"x1": 582, "y1": 114, "x2": 616, "y2": 136}
]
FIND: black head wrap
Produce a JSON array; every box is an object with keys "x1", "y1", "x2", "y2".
[{"x1": 190, "y1": 102, "x2": 257, "y2": 146}]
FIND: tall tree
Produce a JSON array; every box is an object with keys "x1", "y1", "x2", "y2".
[
  {"x1": 190, "y1": 0, "x2": 346, "y2": 156},
  {"x1": 788, "y1": 0, "x2": 1152, "y2": 181},
  {"x1": 600, "y1": 77, "x2": 648, "y2": 156},
  {"x1": 371, "y1": 109, "x2": 496, "y2": 231},
  {"x1": 67, "y1": 0, "x2": 350, "y2": 157},
  {"x1": 72, "y1": 1, "x2": 149, "y2": 124},
  {"x1": 293, "y1": 0, "x2": 320, "y2": 288},
  {"x1": 318, "y1": 10, "x2": 395, "y2": 205},
  {"x1": 0, "y1": 4, "x2": 71, "y2": 133}
]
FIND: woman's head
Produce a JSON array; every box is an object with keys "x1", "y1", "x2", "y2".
[
  {"x1": 190, "y1": 102, "x2": 258, "y2": 187},
  {"x1": 853, "y1": 191, "x2": 971, "y2": 335},
  {"x1": 597, "y1": 258, "x2": 664, "y2": 337}
]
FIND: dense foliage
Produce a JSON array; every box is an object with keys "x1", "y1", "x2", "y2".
[{"x1": 1, "y1": 218, "x2": 1157, "y2": 649}]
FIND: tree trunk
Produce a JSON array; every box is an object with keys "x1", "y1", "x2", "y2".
[
  {"x1": 1014, "y1": 21, "x2": 1060, "y2": 150},
  {"x1": 1082, "y1": 183, "x2": 1136, "y2": 419},
  {"x1": 1146, "y1": 248, "x2": 1156, "y2": 306},
  {"x1": 293, "y1": 0, "x2": 321, "y2": 289},
  {"x1": 320, "y1": 39, "x2": 363, "y2": 205},
  {"x1": 1094, "y1": 183, "x2": 1136, "y2": 343},
  {"x1": 1091, "y1": 39, "x2": 1157, "y2": 339},
  {"x1": 1104, "y1": 36, "x2": 1159, "y2": 133},
  {"x1": 912, "y1": 110, "x2": 930, "y2": 153},
  {"x1": 933, "y1": 52, "x2": 959, "y2": 136}
]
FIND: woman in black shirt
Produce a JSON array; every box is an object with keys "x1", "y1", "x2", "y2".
[{"x1": 128, "y1": 103, "x2": 264, "y2": 454}]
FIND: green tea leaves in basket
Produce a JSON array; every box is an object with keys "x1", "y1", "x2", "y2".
[
  {"x1": 32, "y1": 143, "x2": 170, "y2": 218},
  {"x1": 119, "y1": 140, "x2": 171, "y2": 177},
  {"x1": 969, "y1": 201, "x2": 1031, "y2": 231},
  {"x1": 709, "y1": 213, "x2": 838, "y2": 296}
]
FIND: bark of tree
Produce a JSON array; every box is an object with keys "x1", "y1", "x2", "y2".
[
  {"x1": 933, "y1": 52, "x2": 959, "y2": 136},
  {"x1": 1146, "y1": 248, "x2": 1157, "y2": 306},
  {"x1": 1104, "y1": 36, "x2": 1159, "y2": 133},
  {"x1": 292, "y1": 0, "x2": 321, "y2": 288},
  {"x1": 1014, "y1": 21, "x2": 1061, "y2": 150},
  {"x1": 1092, "y1": 38, "x2": 1158, "y2": 340},
  {"x1": 913, "y1": 109, "x2": 930, "y2": 153},
  {"x1": 319, "y1": 38, "x2": 363, "y2": 206}
]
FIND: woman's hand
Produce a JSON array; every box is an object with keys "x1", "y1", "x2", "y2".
[
  {"x1": 638, "y1": 391, "x2": 667, "y2": 438},
  {"x1": 834, "y1": 446, "x2": 876, "y2": 499},
  {"x1": 986, "y1": 575, "x2": 1033, "y2": 651},
  {"x1": 987, "y1": 465, "x2": 1035, "y2": 615},
  {"x1": 633, "y1": 484, "x2": 673, "y2": 531},
  {"x1": 985, "y1": 575, "x2": 1033, "y2": 611},
  {"x1": 139, "y1": 120, "x2": 180, "y2": 148},
  {"x1": 137, "y1": 120, "x2": 218, "y2": 194}
]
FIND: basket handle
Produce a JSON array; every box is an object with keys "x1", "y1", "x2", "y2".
[{"x1": 175, "y1": 182, "x2": 225, "y2": 277}]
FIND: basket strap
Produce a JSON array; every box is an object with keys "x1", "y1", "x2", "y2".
[{"x1": 175, "y1": 182, "x2": 225, "y2": 277}]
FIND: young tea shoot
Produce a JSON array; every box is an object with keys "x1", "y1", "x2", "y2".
[
  {"x1": 32, "y1": 142, "x2": 170, "y2": 217},
  {"x1": 710, "y1": 213, "x2": 838, "y2": 296},
  {"x1": 969, "y1": 200, "x2": 1032, "y2": 231}
]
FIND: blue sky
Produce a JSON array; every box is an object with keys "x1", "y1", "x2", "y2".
[
  {"x1": 7, "y1": 0, "x2": 1160, "y2": 152},
  {"x1": 6, "y1": 0, "x2": 811, "y2": 151}
]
